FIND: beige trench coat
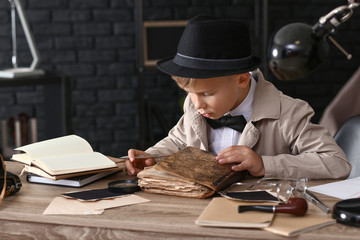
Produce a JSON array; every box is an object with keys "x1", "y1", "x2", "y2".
[{"x1": 146, "y1": 71, "x2": 351, "y2": 180}]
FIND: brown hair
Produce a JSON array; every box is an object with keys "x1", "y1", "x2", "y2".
[{"x1": 171, "y1": 76, "x2": 196, "y2": 89}]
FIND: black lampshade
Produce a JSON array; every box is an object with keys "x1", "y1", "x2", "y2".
[{"x1": 267, "y1": 23, "x2": 329, "y2": 81}]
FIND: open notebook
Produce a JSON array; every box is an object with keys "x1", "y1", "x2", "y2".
[{"x1": 12, "y1": 135, "x2": 124, "y2": 180}]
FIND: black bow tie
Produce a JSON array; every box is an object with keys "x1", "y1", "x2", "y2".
[{"x1": 205, "y1": 115, "x2": 247, "y2": 132}]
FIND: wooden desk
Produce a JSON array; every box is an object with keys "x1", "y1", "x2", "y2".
[{"x1": 0, "y1": 161, "x2": 359, "y2": 240}]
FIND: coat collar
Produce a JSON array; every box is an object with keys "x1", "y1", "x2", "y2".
[
  {"x1": 238, "y1": 70, "x2": 281, "y2": 148},
  {"x1": 186, "y1": 96, "x2": 209, "y2": 150},
  {"x1": 250, "y1": 70, "x2": 281, "y2": 122}
]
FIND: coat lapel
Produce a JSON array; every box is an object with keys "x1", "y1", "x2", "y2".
[
  {"x1": 239, "y1": 70, "x2": 281, "y2": 148},
  {"x1": 186, "y1": 96, "x2": 209, "y2": 151},
  {"x1": 191, "y1": 114, "x2": 209, "y2": 151},
  {"x1": 238, "y1": 121, "x2": 259, "y2": 148}
]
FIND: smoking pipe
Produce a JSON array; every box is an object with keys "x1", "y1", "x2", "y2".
[{"x1": 238, "y1": 197, "x2": 308, "y2": 216}]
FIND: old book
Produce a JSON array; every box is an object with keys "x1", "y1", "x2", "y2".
[
  {"x1": 137, "y1": 147, "x2": 246, "y2": 198},
  {"x1": 11, "y1": 135, "x2": 124, "y2": 180},
  {"x1": 195, "y1": 197, "x2": 275, "y2": 228}
]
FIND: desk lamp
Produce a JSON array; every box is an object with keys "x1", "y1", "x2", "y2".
[
  {"x1": 0, "y1": 0, "x2": 44, "y2": 78},
  {"x1": 267, "y1": 0, "x2": 359, "y2": 81}
]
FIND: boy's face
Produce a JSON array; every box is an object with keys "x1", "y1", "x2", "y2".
[{"x1": 182, "y1": 73, "x2": 250, "y2": 119}]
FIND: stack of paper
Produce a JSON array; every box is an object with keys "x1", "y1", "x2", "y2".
[{"x1": 308, "y1": 177, "x2": 360, "y2": 199}]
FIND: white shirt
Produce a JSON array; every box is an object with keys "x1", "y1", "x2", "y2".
[{"x1": 208, "y1": 76, "x2": 257, "y2": 154}]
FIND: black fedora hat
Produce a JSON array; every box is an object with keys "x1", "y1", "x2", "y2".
[{"x1": 156, "y1": 15, "x2": 261, "y2": 79}]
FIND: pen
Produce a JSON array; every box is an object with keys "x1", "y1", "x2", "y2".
[{"x1": 303, "y1": 189, "x2": 331, "y2": 214}]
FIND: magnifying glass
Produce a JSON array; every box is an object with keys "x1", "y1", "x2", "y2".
[{"x1": 108, "y1": 179, "x2": 141, "y2": 194}]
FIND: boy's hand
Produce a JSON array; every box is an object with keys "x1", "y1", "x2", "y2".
[
  {"x1": 216, "y1": 145, "x2": 265, "y2": 177},
  {"x1": 125, "y1": 149, "x2": 156, "y2": 176}
]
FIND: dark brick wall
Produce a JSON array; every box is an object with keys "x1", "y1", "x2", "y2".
[{"x1": 0, "y1": 0, "x2": 359, "y2": 157}]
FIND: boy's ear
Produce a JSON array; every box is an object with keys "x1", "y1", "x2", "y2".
[{"x1": 237, "y1": 73, "x2": 250, "y2": 88}]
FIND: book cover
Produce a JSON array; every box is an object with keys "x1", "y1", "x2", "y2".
[
  {"x1": 264, "y1": 212, "x2": 336, "y2": 237},
  {"x1": 26, "y1": 170, "x2": 121, "y2": 188},
  {"x1": 195, "y1": 197, "x2": 275, "y2": 228}
]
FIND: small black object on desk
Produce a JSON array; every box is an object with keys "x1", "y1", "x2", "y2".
[
  {"x1": 108, "y1": 179, "x2": 140, "y2": 194},
  {"x1": 333, "y1": 198, "x2": 360, "y2": 227}
]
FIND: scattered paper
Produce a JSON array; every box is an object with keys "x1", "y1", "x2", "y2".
[
  {"x1": 43, "y1": 194, "x2": 150, "y2": 215},
  {"x1": 308, "y1": 177, "x2": 360, "y2": 199}
]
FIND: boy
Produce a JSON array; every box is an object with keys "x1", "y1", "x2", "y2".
[{"x1": 125, "y1": 15, "x2": 351, "y2": 180}]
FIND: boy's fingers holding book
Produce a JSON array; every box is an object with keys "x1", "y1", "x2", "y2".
[
  {"x1": 125, "y1": 158, "x2": 155, "y2": 176},
  {"x1": 217, "y1": 146, "x2": 265, "y2": 177},
  {"x1": 125, "y1": 159, "x2": 136, "y2": 176},
  {"x1": 128, "y1": 149, "x2": 147, "y2": 162},
  {"x1": 125, "y1": 149, "x2": 157, "y2": 176},
  {"x1": 144, "y1": 158, "x2": 156, "y2": 166}
]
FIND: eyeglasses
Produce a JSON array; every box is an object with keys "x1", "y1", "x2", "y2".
[{"x1": 219, "y1": 178, "x2": 308, "y2": 203}]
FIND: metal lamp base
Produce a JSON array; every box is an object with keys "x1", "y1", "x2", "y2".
[{"x1": 0, "y1": 68, "x2": 45, "y2": 79}]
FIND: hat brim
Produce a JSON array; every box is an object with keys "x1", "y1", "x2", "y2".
[{"x1": 156, "y1": 56, "x2": 261, "y2": 79}]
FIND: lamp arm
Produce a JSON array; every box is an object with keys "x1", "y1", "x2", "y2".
[
  {"x1": 312, "y1": 1, "x2": 358, "y2": 59},
  {"x1": 9, "y1": 0, "x2": 17, "y2": 68},
  {"x1": 313, "y1": 1, "x2": 359, "y2": 38},
  {"x1": 348, "y1": 0, "x2": 360, "y2": 8},
  {"x1": 13, "y1": 0, "x2": 40, "y2": 70},
  {"x1": 319, "y1": 6, "x2": 353, "y2": 25}
]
